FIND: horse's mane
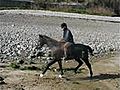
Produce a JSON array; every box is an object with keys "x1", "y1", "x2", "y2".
[{"x1": 42, "y1": 35, "x2": 60, "y2": 46}]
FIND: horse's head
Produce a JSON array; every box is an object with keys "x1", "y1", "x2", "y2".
[
  {"x1": 36, "y1": 34, "x2": 47, "y2": 49},
  {"x1": 36, "y1": 34, "x2": 59, "y2": 50}
]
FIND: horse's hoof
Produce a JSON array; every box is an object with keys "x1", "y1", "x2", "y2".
[
  {"x1": 90, "y1": 76, "x2": 93, "y2": 79},
  {"x1": 58, "y1": 75, "x2": 62, "y2": 78},
  {"x1": 65, "y1": 61, "x2": 68, "y2": 63},
  {"x1": 40, "y1": 74, "x2": 44, "y2": 77},
  {"x1": 74, "y1": 71, "x2": 77, "y2": 74}
]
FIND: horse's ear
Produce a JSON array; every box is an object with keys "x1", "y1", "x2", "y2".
[{"x1": 39, "y1": 34, "x2": 43, "y2": 38}]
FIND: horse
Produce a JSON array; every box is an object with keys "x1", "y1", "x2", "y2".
[{"x1": 37, "y1": 34, "x2": 94, "y2": 78}]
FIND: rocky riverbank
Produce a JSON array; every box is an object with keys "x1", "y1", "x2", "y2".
[{"x1": 0, "y1": 10, "x2": 120, "y2": 61}]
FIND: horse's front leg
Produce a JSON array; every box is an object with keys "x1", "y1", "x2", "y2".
[
  {"x1": 58, "y1": 60, "x2": 63, "y2": 78},
  {"x1": 40, "y1": 60, "x2": 56, "y2": 77}
]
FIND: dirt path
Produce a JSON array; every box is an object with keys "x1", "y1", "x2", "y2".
[{"x1": 0, "y1": 54, "x2": 120, "y2": 90}]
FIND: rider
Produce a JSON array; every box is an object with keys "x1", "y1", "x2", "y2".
[{"x1": 61, "y1": 23, "x2": 74, "y2": 59}]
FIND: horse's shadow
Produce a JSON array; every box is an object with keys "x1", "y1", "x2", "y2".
[
  {"x1": 58, "y1": 67, "x2": 120, "y2": 80},
  {"x1": 65, "y1": 73, "x2": 120, "y2": 81},
  {"x1": 91, "y1": 73, "x2": 120, "y2": 80},
  {"x1": 62, "y1": 67, "x2": 86, "y2": 73}
]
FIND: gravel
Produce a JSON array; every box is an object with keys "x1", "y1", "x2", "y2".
[{"x1": 0, "y1": 10, "x2": 120, "y2": 61}]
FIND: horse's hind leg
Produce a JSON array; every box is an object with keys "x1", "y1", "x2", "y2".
[
  {"x1": 83, "y1": 58, "x2": 93, "y2": 78},
  {"x1": 40, "y1": 60, "x2": 56, "y2": 77},
  {"x1": 58, "y1": 60, "x2": 64, "y2": 78},
  {"x1": 74, "y1": 58, "x2": 83, "y2": 74}
]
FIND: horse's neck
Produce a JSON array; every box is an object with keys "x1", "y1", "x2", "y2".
[
  {"x1": 47, "y1": 41, "x2": 59, "y2": 48},
  {"x1": 45, "y1": 37, "x2": 60, "y2": 48}
]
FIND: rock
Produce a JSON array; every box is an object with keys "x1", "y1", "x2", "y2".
[
  {"x1": 16, "y1": 60, "x2": 24, "y2": 64},
  {"x1": 0, "y1": 76, "x2": 4, "y2": 81},
  {"x1": 11, "y1": 24, "x2": 15, "y2": 27},
  {"x1": 0, "y1": 76, "x2": 5, "y2": 84},
  {"x1": 0, "y1": 81, "x2": 5, "y2": 84}
]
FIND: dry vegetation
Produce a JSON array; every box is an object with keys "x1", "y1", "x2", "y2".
[
  {"x1": 33, "y1": 0, "x2": 120, "y2": 16},
  {"x1": 0, "y1": 0, "x2": 119, "y2": 16}
]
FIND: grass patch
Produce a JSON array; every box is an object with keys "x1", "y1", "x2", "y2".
[
  {"x1": 20, "y1": 65, "x2": 41, "y2": 70},
  {"x1": 9, "y1": 61, "x2": 42, "y2": 71},
  {"x1": 9, "y1": 63, "x2": 20, "y2": 69},
  {"x1": 72, "y1": 81, "x2": 80, "y2": 84}
]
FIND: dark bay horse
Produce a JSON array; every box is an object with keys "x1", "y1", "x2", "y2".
[{"x1": 37, "y1": 34, "x2": 94, "y2": 78}]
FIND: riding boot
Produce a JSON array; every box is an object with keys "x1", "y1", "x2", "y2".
[
  {"x1": 64, "y1": 46, "x2": 72, "y2": 60},
  {"x1": 63, "y1": 42, "x2": 73, "y2": 60},
  {"x1": 64, "y1": 48, "x2": 69, "y2": 60}
]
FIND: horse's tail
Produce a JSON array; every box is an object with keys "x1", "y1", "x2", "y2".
[{"x1": 86, "y1": 45, "x2": 94, "y2": 56}]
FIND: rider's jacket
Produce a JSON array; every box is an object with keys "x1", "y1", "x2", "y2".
[{"x1": 63, "y1": 28, "x2": 74, "y2": 43}]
